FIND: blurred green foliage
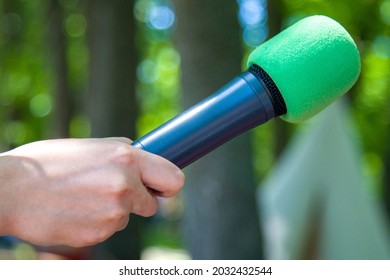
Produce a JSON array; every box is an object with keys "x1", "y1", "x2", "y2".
[
  {"x1": 0, "y1": 0, "x2": 389, "y2": 256},
  {"x1": 134, "y1": 0, "x2": 181, "y2": 137},
  {"x1": 0, "y1": 1, "x2": 49, "y2": 148}
]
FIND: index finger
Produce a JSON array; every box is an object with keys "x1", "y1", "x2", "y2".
[{"x1": 133, "y1": 148, "x2": 185, "y2": 198}]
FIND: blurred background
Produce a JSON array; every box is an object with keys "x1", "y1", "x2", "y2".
[{"x1": 0, "y1": 0, "x2": 389, "y2": 260}]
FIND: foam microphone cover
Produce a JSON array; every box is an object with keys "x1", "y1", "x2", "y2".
[{"x1": 247, "y1": 15, "x2": 361, "y2": 123}]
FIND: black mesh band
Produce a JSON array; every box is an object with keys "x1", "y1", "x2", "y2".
[{"x1": 249, "y1": 64, "x2": 287, "y2": 117}]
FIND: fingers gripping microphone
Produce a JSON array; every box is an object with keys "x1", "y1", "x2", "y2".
[{"x1": 132, "y1": 15, "x2": 361, "y2": 168}]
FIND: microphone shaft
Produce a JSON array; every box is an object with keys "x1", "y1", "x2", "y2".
[{"x1": 132, "y1": 70, "x2": 275, "y2": 168}]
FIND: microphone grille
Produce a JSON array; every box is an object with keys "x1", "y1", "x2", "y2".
[{"x1": 249, "y1": 64, "x2": 287, "y2": 117}]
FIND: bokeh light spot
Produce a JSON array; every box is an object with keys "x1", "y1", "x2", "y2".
[
  {"x1": 65, "y1": 14, "x2": 87, "y2": 37},
  {"x1": 147, "y1": 5, "x2": 175, "y2": 30},
  {"x1": 29, "y1": 93, "x2": 52, "y2": 118}
]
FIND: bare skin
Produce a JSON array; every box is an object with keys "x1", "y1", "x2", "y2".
[{"x1": 0, "y1": 137, "x2": 184, "y2": 247}]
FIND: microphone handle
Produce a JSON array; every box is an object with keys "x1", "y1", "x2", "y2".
[{"x1": 132, "y1": 70, "x2": 275, "y2": 169}]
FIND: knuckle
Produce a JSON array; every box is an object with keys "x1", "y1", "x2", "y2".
[
  {"x1": 137, "y1": 200, "x2": 158, "y2": 217},
  {"x1": 78, "y1": 229, "x2": 112, "y2": 247},
  {"x1": 100, "y1": 209, "x2": 130, "y2": 235},
  {"x1": 73, "y1": 208, "x2": 129, "y2": 248},
  {"x1": 86, "y1": 235, "x2": 106, "y2": 247},
  {"x1": 106, "y1": 175, "x2": 133, "y2": 201},
  {"x1": 107, "y1": 206, "x2": 128, "y2": 223},
  {"x1": 113, "y1": 144, "x2": 137, "y2": 167},
  {"x1": 117, "y1": 215, "x2": 130, "y2": 231},
  {"x1": 71, "y1": 235, "x2": 97, "y2": 248}
]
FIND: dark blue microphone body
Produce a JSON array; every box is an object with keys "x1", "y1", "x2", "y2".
[{"x1": 132, "y1": 69, "x2": 276, "y2": 168}]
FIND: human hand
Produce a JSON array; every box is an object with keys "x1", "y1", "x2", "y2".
[{"x1": 0, "y1": 138, "x2": 184, "y2": 247}]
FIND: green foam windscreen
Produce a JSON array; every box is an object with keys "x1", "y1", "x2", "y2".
[{"x1": 247, "y1": 15, "x2": 361, "y2": 123}]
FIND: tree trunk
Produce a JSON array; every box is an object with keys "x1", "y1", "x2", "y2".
[
  {"x1": 48, "y1": 0, "x2": 73, "y2": 138},
  {"x1": 86, "y1": 0, "x2": 141, "y2": 259},
  {"x1": 173, "y1": 0, "x2": 262, "y2": 259},
  {"x1": 87, "y1": 0, "x2": 138, "y2": 138}
]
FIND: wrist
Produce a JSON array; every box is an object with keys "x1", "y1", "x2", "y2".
[
  {"x1": 0, "y1": 153, "x2": 13, "y2": 236},
  {"x1": 0, "y1": 151, "x2": 28, "y2": 237}
]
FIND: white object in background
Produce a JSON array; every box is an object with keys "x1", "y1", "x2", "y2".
[{"x1": 257, "y1": 99, "x2": 390, "y2": 259}]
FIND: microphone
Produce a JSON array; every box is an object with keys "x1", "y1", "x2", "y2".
[{"x1": 132, "y1": 15, "x2": 361, "y2": 169}]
